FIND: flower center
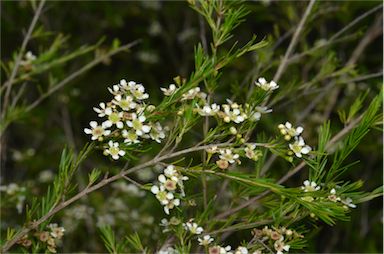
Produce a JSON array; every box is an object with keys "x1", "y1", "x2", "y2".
[
  {"x1": 109, "y1": 147, "x2": 119, "y2": 156},
  {"x1": 92, "y1": 126, "x2": 103, "y2": 136},
  {"x1": 109, "y1": 113, "x2": 120, "y2": 123},
  {"x1": 132, "y1": 119, "x2": 143, "y2": 130}
]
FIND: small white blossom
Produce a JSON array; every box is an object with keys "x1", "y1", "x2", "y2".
[
  {"x1": 126, "y1": 113, "x2": 151, "y2": 136},
  {"x1": 341, "y1": 197, "x2": 357, "y2": 208},
  {"x1": 181, "y1": 87, "x2": 206, "y2": 100},
  {"x1": 164, "y1": 198, "x2": 180, "y2": 215},
  {"x1": 84, "y1": 121, "x2": 111, "y2": 140},
  {"x1": 198, "y1": 235, "x2": 214, "y2": 246},
  {"x1": 328, "y1": 188, "x2": 341, "y2": 202},
  {"x1": 220, "y1": 245, "x2": 233, "y2": 254},
  {"x1": 113, "y1": 94, "x2": 137, "y2": 110},
  {"x1": 278, "y1": 122, "x2": 304, "y2": 141},
  {"x1": 255, "y1": 77, "x2": 279, "y2": 91},
  {"x1": 184, "y1": 222, "x2": 204, "y2": 234},
  {"x1": 274, "y1": 238, "x2": 290, "y2": 254},
  {"x1": 219, "y1": 149, "x2": 240, "y2": 164},
  {"x1": 244, "y1": 144, "x2": 262, "y2": 161},
  {"x1": 235, "y1": 247, "x2": 248, "y2": 254},
  {"x1": 122, "y1": 129, "x2": 140, "y2": 144},
  {"x1": 151, "y1": 185, "x2": 174, "y2": 204},
  {"x1": 103, "y1": 111, "x2": 124, "y2": 129},
  {"x1": 301, "y1": 180, "x2": 321, "y2": 192},
  {"x1": 289, "y1": 137, "x2": 311, "y2": 158},
  {"x1": 161, "y1": 84, "x2": 178, "y2": 96},
  {"x1": 93, "y1": 102, "x2": 112, "y2": 117},
  {"x1": 197, "y1": 103, "x2": 221, "y2": 116},
  {"x1": 104, "y1": 141, "x2": 126, "y2": 160},
  {"x1": 48, "y1": 223, "x2": 65, "y2": 239},
  {"x1": 149, "y1": 122, "x2": 166, "y2": 143},
  {"x1": 128, "y1": 82, "x2": 149, "y2": 100}
]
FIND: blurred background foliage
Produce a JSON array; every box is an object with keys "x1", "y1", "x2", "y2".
[{"x1": 1, "y1": 0, "x2": 382, "y2": 253}]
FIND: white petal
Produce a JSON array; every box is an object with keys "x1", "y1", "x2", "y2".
[
  {"x1": 138, "y1": 115, "x2": 146, "y2": 122},
  {"x1": 90, "y1": 121, "x2": 97, "y2": 128},
  {"x1": 84, "y1": 128, "x2": 92, "y2": 134},
  {"x1": 116, "y1": 121, "x2": 124, "y2": 129},
  {"x1": 118, "y1": 150, "x2": 125, "y2": 156},
  {"x1": 142, "y1": 125, "x2": 151, "y2": 133},
  {"x1": 103, "y1": 121, "x2": 112, "y2": 128},
  {"x1": 151, "y1": 185, "x2": 159, "y2": 194},
  {"x1": 158, "y1": 174, "x2": 166, "y2": 183},
  {"x1": 301, "y1": 147, "x2": 311, "y2": 154},
  {"x1": 296, "y1": 126, "x2": 304, "y2": 134}
]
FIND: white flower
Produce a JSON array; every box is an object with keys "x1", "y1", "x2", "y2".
[
  {"x1": 244, "y1": 144, "x2": 262, "y2": 161},
  {"x1": 197, "y1": 103, "x2": 220, "y2": 116},
  {"x1": 341, "y1": 197, "x2": 357, "y2": 208},
  {"x1": 278, "y1": 122, "x2": 303, "y2": 140},
  {"x1": 48, "y1": 224, "x2": 65, "y2": 239},
  {"x1": 149, "y1": 122, "x2": 165, "y2": 143},
  {"x1": 274, "y1": 238, "x2": 290, "y2": 254},
  {"x1": 289, "y1": 137, "x2": 311, "y2": 158},
  {"x1": 151, "y1": 185, "x2": 174, "y2": 205},
  {"x1": 220, "y1": 245, "x2": 233, "y2": 254},
  {"x1": 108, "y1": 84, "x2": 121, "y2": 95},
  {"x1": 184, "y1": 222, "x2": 204, "y2": 234},
  {"x1": 93, "y1": 102, "x2": 112, "y2": 117},
  {"x1": 301, "y1": 180, "x2": 321, "y2": 192},
  {"x1": 103, "y1": 111, "x2": 124, "y2": 129},
  {"x1": 219, "y1": 149, "x2": 240, "y2": 164},
  {"x1": 25, "y1": 51, "x2": 37, "y2": 61},
  {"x1": 255, "y1": 77, "x2": 279, "y2": 91},
  {"x1": 104, "y1": 141, "x2": 126, "y2": 160},
  {"x1": 328, "y1": 188, "x2": 341, "y2": 202},
  {"x1": 84, "y1": 121, "x2": 111, "y2": 140},
  {"x1": 181, "y1": 87, "x2": 204, "y2": 100},
  {"x1": 221, "y1": 104, "x2": 247, "y2": 123},
  {"x1": 122, "y1": 129, "x2": 140, "y2": 144},
  {"x1": 126, "y1": 113, "x2": 151, "y2": 136},
  {"x1": 164, "y1": 198, "x2": 180, "y2": 215},
  {"x1": 128, "y1": 82, "x2": 149, "y2": 100},
  {"x1": 235, "y1": 247, "x2": 248, "y2": 254},
  {"x1": 113, "y1": 94, "x2": 137, "y2": 111},
  {"x1": 198, "y1": 235, "x2": 214, "y2": 246},
  {"x1": 161, "y1": 84, "x2": 178, "y2": 96}
]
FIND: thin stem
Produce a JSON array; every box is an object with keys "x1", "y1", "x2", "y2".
[
  {"x1": 215, "y1": 114, "x2": 365, "y2": 219},
  {"x1": 1, "y1": 141, "x2": 269, "y2": 252},
  {"x1": 25, "y1": 40, "x2": 141, "y2": 113},
  {"x1": 273, "y1": 0, "x2": 316, "y2": 82},
  {"x1": 2, "y1": 0, "x2": 46, "y2": 116}
]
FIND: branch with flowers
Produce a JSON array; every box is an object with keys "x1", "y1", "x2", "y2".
[{"x1": 1, "y1": 0, "x2": 382, "y2": 253}]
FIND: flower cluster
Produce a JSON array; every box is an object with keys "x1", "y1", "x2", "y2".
[
  {"x1": 327, "y1": 188, "x2": 357, "y2": 209},
  {"x1": 254, "y1": 77, "x2": 279, "y2": 91},
  {"x1": 84, "y1": 79, "x2": 166, "y2": 160},
  {"x1": 178, "y1": 84, "x2": 272, "y2": 124},
  {"x1": 207, "y1": 145, "x2": 262, "y2": 170},
  {"x1": 151, "y1": 165, "x2": 188, "y2": 214},
  {"x1": 278, "y1": 122, "x2": 311, "y2": 158},
  {"x1": 195, "y1": 99, "x2": 272, "y2": 124},
  {"x1": 208, "y1": 245, "x2": 258, "y2": 254},
  {"x1": 300, "y1": 181, "x2": 357, "y2": 208},
  {"x1": 252, "y1": 226, "x2": 303, "y2": 254},
  {"x1": 17, "y1": 223, "x2": 65, "y2": 253}
]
